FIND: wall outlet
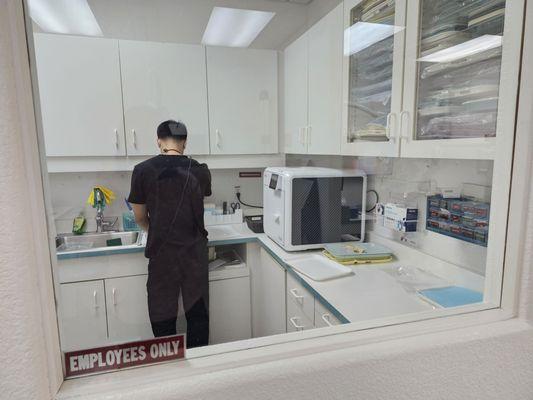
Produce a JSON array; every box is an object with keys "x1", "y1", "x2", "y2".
[{"x1": 234, "y1": 185, "x2": 241, "y2": 195}]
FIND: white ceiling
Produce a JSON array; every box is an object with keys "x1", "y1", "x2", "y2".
[{"x1": 79, "y1": 0, "x2": 314, "y2": 49}]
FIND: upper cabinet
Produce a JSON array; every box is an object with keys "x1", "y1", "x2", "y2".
[
  {"x1": 400, "y1": 0, "x2": 523, "y2": 160},
  {"x1": 119, "y1": 41, "x2": 210, "y2": 156},
  {"x1": 284, "y1": 33, "x2": 308, "y2": 154},
  {"x1": 34, "y1": 34, "x2": 126, "y2": 157},
  {"x1": 308, "y1": 4, "x2": 344, "y2": 155},
  {"x1": 284, "y1": 4, "x2": 344, "y2": 155},
  {"x1": 341, "y1": 0, "x2": 407, "y2": 157},
  {"x1": 206, "y1": 47, "x2": 278, "y2": 155}
]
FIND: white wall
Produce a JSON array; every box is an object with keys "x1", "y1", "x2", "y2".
[{"x1": 49, "y1": 168, "x2": 265, "y2": 233}]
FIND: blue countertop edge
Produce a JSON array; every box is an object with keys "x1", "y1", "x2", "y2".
[{"x1": 56, "y1": 236, "x2": 350, "y2": 325}]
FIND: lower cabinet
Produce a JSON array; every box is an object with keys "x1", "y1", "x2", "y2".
[
  {"x1": 209, "y1": 276, "x2": 251, "y2": 345},
  {"x1": 59, "y1": 280, "x2": 108, "y2": 351},
  {"x1": 314, "y1": 299, "x2": 341, "y2": 328},
  {"x1": 287, "y1": 298, "x2": 314, "y2": 332},
  {"x1": 58, "y1": 270, "x2": 252, "y2": 350},
  {"x1": 105, "y1": 275, "x2": 153, "y2": 343}
]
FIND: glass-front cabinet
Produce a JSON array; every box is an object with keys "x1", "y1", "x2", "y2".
[
  {"x1": 342, "y1": 0, "x2": 407, "y2": 157},
  {"x1": 401, "y1": 0, "x2": 523, "y2": 160}
]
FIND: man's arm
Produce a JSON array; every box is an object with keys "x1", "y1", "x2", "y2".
[{"x1": 131, "y1": 203, "x2": 149, "y2": 232}]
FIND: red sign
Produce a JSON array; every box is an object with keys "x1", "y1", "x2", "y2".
[
  {"x1": 64, "y1": 334, "x2": 185, "y2": 378},
  {"x1": 239, "y1": 171, "x2": 262, "y2": 178}
]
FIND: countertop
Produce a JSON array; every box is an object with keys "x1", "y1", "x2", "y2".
[{"x1": 55, "y1": 223, "x2": 485, "y2": 325}]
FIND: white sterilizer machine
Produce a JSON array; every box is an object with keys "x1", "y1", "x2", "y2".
[{"x1": 264, "y1": 167, "x2": 367, "y2": 251}]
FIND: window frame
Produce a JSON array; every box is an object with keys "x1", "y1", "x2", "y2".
[{"x1": 9, "y1": 0, "x2": 532, "y2": 394}]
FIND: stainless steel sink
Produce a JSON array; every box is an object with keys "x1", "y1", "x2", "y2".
[{"x1": 56, "y1": 231, "x2": 140, "y2": 252}]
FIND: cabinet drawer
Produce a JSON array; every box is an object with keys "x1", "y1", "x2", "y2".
[
  {"x1": 287, "y1": 297, "x2": 314, "y2": 332},
  {"x1": 314, "y1": 299, "x2": 341, "y2": 328},
  {"x1": 286, "y1": 273, "x2": 314, "y2": 321}
]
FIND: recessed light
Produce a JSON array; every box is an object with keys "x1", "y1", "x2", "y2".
[
  {"x1": 202, "y1": 7, "x2": 275, "y2": 48},
  {"x1": 28, "y1": 0, "x2": 103, "y2": 37}
]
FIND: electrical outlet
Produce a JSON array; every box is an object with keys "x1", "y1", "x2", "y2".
[{"x1": 234, "y1": 185, "x2": 241, "y2": 195}]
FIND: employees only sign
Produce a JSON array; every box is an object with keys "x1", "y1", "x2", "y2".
[{"x1": 65, "y1": 335, "x2": 185, "y2": 377}]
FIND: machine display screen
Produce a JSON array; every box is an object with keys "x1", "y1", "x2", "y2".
[
  {"x1": 269, "y1": 174, "x2": 279, "y2": 190},
  {"x1": 291, "y1": 177, "x2": 364, "y2": 245}
]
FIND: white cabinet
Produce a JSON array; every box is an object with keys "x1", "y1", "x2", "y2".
[
  {"x1": 105, "y1": 275, "x2": 153, "y2": 343},
  {"x1": 251, "y1": 247, "x2": 287, "y2": 337},
  {"x1": 59, "y1": 280, "x2": 108, "y2": 351},
  {"x1": 284, "y1": 33, "x2": 309, "y2": 154},
  {"x1": 284, "y1": 4, "x2": 344, "y2": 155},
  {"x1": 314, "y1": 299, "x2": 341, "y2": 328},
  {"x1": 119, "y1": 41, "x2": 210, "y2": 156},
  {"x1": 209, "y1": 275, "x2": 252, "y2": 345},
  {"x1": 341, "y1": 0, "x2": 407, "y2": 157},
  {"x1": 307, "y1": 3, "x2": 343, "y2": 155},
  {"x1": 400, "y1": 0, "x2": 523, "y2": 160},
  {"x1": 206, "y1": 47, "x2": 278, "y2": 155},
  {"x1": 33, "y1": 34, "x2": 126, "y2": 157},
  {"x1": 287, "y1": 298, "x2": 314, "y2": 333}
]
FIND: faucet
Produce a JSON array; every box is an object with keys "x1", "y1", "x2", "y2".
[{"x1": 94, "y1": 189, "x2": 118, "y2": 233}]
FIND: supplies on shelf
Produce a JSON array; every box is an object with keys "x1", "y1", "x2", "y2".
[
  {"x1": 415, "y1": 0, "x2": 506, "y2": 141},
  {"x1": 426, "y1": 194, "x2": 489, "y2": 246}
]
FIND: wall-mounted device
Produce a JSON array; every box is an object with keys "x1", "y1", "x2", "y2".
[{"x1": 264, "y1": 167, "x2": 367, "y2": 251}]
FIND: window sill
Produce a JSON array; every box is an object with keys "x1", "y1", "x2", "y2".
[{"x1": 57, "y1": 307, "x2": 526, "y2": 399}]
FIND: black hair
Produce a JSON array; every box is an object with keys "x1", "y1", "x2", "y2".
[{"x1": 157, "y1": 120, "x2": 188, "y2": 139}]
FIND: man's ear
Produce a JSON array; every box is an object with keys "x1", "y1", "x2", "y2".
[{"x1": 157, "y1": 138, "x2": 162, "y2": 149}]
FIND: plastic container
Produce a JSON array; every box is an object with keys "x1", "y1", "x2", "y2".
[{"x1": 122, "y1": 211, "x2": 140, "y2": 231}]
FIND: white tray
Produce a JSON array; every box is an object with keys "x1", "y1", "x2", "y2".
[{"x1": 287, "y1": 254, "x2": 354, "y2": 282}]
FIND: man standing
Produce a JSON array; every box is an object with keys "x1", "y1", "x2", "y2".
[{"x1": 128, "y1": 120, "x2": 211, "y2": 348}]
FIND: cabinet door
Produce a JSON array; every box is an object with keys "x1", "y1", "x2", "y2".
[
  {"x1": 284, "y1": 33, "x2": 309, "y2": 154},
  {"x1": 308, "y1": 3, "x2": 344, "y2": 155},
  {"x1": 287, "y1": 297, "x2": 314, "y2": 333},
  {"x1": 209, "y1": 277, "x2": 252, "y2": 345},
  {"x1": 251, "y1": 248, "x2": 287, "y2": 337},
  {"x1": 401, "y1": 0, "x2": 523, "y2": 160},
  {"x1": 59, "y1": 281, "x2": 108, "y2": 351},
  {"x1": 314, "y1": 300, "x2": 341, "y2": 328},
  {"x1": 120, "y1": 41, "x2": 210, "y2": 156},
  {"x1": 207, "y1": 47, "x2": 278, "y2": 154},
  {"x1": 341, "y1": 0, "x2": 407, "y2": 157},
  {"x1": 33, "y1": 34, "x2": 126, "y2": 157},
  {"x1": 105, "y1": 275, "x2": 153, "y2": 343}
]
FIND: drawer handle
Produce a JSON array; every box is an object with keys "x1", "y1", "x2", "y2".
[
  {"x1": 112, "y1": 288, "x2": 117, "y2": 306},
  {"x1": 216, "y1": 129, "x2": 222, "y2": 149},
  {"x1": 321, "y1": 313, "x2": 334, "y2": 327},
  {"x1": 289, "y1": 316, "x2": 305, "y2": 330},
  {"x1": 114, "y1": 129, "x2": 119, "y2": 148},
  {"x1": 290, "y1": 288, "x2": 304, "y2": 303},
  {"x1": 93, "y1": 290, "x2": 99, "y2": 309}
]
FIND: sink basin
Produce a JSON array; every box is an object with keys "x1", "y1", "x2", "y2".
[
  {"x1": 207, "y1": 225, "x2": 241, "y2": 240},
  {"x1": 56, "y1": 231, "x2": 140, "y2": 252}
]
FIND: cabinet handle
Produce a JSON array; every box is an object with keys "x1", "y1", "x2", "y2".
[
  {"x1": 216, "y1": 129, "x2": 222, "y2": 149},
  {"x1": 112, "y1": 288, "x2": 117, "y2": 306},
  {"x1": 289, "y1": 316, "x2": 305, "y2": 330},
  {"x1": 93, "y1": 290, "x2": 99, "y2": 309},
  {"x1": 399, "y1": 111, "x2": 410, "y2": 141},
  {"x1": 386, "y1": 113, "x2": 397, "y2": 143},
  {"x1": 299, "y1": 127, "x2": 306, "y2": 145},
  {"x1": 321, "y1": 313, "x2": 334, "y2": 327},
  {"x1": 290, "y1": 288, "x2": 304, "y2": 304},
  {"x1": 114, "y1": 129, "x2": 119, "y2": 148},
  {"x1": 131, "y1": 129, "x2": 137, "y2": 148}
]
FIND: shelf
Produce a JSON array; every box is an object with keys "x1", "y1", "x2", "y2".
[{"x1": 46, "y1": 154, "x2": 285, "y2": 173}]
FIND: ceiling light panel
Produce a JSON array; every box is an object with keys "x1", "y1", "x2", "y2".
[
  {"x1": 202, "y1": 7, "x2": 276, "y2": 48},
  {"x1": 28, "y1": 0, "x2": 103, "y2": 36}
]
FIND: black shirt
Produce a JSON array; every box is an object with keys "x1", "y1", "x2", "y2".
[{"x1": 128, "y1": 155, "x2": 212, "y2": 259}]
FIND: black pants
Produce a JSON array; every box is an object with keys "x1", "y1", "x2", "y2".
[{"x1": 147, "y1": 241, "x2": 209, "y2": 348}]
